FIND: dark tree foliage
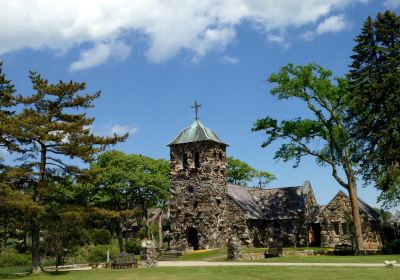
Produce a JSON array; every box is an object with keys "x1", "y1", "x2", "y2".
[
  {"x1": 347, "y1": 11, "x2": 400, "y2": 206},
  {"x1": 12, "y1": 73, "x2": 127, "y2": 272},
  {"x1": 0, "y1": 61, "x2": 16, "y2": 150}
]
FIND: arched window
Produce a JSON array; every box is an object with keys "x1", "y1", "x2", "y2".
[
  {"x1": 182, "y1": 153, "x2": 188, "y2": 170},
  {"x1": 219, "y1": 151, "x2": 223, "y2": 160},
  {"x1": 194, "y1": 152, "x2": 200, "y2": 169}
]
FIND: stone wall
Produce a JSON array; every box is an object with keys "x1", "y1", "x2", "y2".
[
  {"x1": 319, "y1": 192, "x2": 382, "y2": 248},
  {"x1": 169, "y1": 141, "x2": 229, "y2": 252},
  {"x1": 225, "y1": 196, "x2": 251, "y2": 245},
  {"x1": 248, "y1": 219, "x2": 304, "y2": 247}
]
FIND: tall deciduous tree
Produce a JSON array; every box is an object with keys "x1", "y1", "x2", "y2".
[
  {"x1": 227, "y1": 157, "x2": 256, "y2": 185},
  {"x1": 252, "y1": 63, "x2": 365, "y2": 251},
  {"x1": 91, "y1": 150, "x2": 170, "y2": 250},
  {"x1": 227, "y1": 156, "x2": 275, "y2": 187},
  {"x1": 347, "y1": 11, "x2": 400, "y2": 207},
  {"x1": 13, "y1": 73, "x2": 127, "y2": 273}
]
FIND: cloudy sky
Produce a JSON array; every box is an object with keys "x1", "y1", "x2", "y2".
[{"x1": 1, "y1": 0, "x2": 399, "y2": 209}]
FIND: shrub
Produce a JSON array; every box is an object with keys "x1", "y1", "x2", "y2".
[
  {"x1": 92, "y1": 229, "x2": 111, "y2": 245},
  {"x1": 0, "y1": 249, "x2": 30, "y2": 267},
  {"x1": 382, "y1": 239, "x2": 400, "y2": 254},
  {"x1": 125, "y1": 239, "x2": 141, "y2": 254},
  {"x1": 87, "y1": 246, "x2": 108, "y2": 263}
]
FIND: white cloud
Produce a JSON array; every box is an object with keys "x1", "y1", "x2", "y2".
[
  {"x1": 316, "y1": 14, "x2": 348, "y2": 34},
  {"x1": 109, "y1": 124, "x2": 138, "y2": 136},
  {"x1": 0, "y1": 0, "x2": 366, "y2": 67},
  {"x1": 384, "y1": 0, "x2": 400, "y2": 8},
  {"x1": 300, "y1": 14, "x2": 349, "y2": 41},
  {"x1": 299, "y1": 31, "x2": 315, "y2": 41},
  {"x1": 69, "y1": 41, "x2": 131, "y2": 71},
  {"x1": 221, "y1": 55, "x2": 239, "y2": 64}
]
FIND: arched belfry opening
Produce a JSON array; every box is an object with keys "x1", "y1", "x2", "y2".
[
  {"x1": 182, "y1": 153, "x2": 188, "y2": 170},
  {"x1": 187, "y1": 227, "x2": 199, "y2": 250},
  {"x1": 194, "y1": 151, "x2": 200, "y2": 169}
]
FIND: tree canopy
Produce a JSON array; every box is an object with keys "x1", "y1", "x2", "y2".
[
  {"x1": 90, "y1": 150, "x2": 170, "y2": 250},
  {"x1": 227, "y1": 156, "x2": 275, "y2": 187},
  {"x1": 0, "y1": 61, "x2": 16, "y2": 150},
  {"x1": 8, "y1": 72, "x2": 127, "y2": 272},
  {"x1": 347, "y1": 10, "x2": 400, "y2": 207},
  {"x1": 252, "y1": 63, "x2": 364, "y2": 251}
]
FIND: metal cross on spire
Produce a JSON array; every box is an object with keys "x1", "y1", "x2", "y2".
[{"x1": 191, "y1": 100, "x2": 202, "y2": 120}]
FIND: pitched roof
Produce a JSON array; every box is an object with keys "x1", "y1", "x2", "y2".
[
  {"x1": 249, "y1": 186, "x2": 306, "y2": 220},
  {"x1": 227, "y1": 184, "x2": 265, "y2": 219},
  {"x1": 227, "y1": 182, "x2": 312, "y2": 220},
  {"x1": 322, "y1": 190, "x2": 380, "y2": 221},
  {"x1": 167, "y1": 119, "x2": 228, "y2": 146}
]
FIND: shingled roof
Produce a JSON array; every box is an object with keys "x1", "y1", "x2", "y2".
[
  {"x1": 227, "y1": 182, "x2": 313, "y2": 221},
  {"x1": 227, "y1": 184, "x2": 265, "y2": 219},
  {"x1": 250, "y1": 186, "x2": 306, "y2": 220}
]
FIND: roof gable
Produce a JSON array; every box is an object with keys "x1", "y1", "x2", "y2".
[{"x1": 321, "y1": 190, "x2": 379, "y2": 221}]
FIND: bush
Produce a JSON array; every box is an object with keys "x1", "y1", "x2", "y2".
[
  {"x1": 87, "y1": 246, "x2": 108, "y2": 263},
  {"x1": 92, "y1": 229, "x2": 111, "y2": 245},
  {"x1": 125, "y1": 239, "x2": 141, "y2": 254},
  {"x1": 0, "y1": 249, "x2": 30, "y2": 267},
  {"x1": 382, "y1": 239, "x2": 400, "y2": 254}
]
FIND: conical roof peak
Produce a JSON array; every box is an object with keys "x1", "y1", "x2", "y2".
[{"x1": 167, "y1": 119, "x2": 228, "y2": 146}]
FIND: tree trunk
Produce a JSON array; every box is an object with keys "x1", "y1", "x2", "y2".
[
  {"x1": 24, "y1": 231, "x2": 27, "y2": 249},
  {"x1": 347, "y1": 179, "x2": 364, "y2": 253},
  {"x1": 31, "y1": 217, "x2": 41, "y2": 273},
  {"x1": 142, "y1": 205, "x2": 152, "y2": 240},
  {"x1": 32, "y1": 145, "x2": 46, "y2": 273},
  {"x1": 116, "y1": 223, "x2": 124, "y2": 253},
  {"x1": 158, "y1": 210, "x2": 163, "y2": 250}
]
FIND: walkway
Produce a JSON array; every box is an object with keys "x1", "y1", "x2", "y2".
[{"x1": 158, "y1": 261, "x2": 389, "y2": 267}]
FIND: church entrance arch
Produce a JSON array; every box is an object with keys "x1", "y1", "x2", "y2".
[{"x1": 187, "y1": 227, "x2": 199, "y2": 250}]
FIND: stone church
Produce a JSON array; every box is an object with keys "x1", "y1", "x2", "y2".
[{"x1": 167, "y1": 106, "x2": 382, "y2": 252}]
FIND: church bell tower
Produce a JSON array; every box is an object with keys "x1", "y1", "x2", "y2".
[{"x1": 168, "y1": 101, "x2": 229, "y2": 252}]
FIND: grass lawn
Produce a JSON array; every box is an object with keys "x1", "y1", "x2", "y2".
[{"x1": 0, "y1": 266, "x2": 399, "y2": 280}]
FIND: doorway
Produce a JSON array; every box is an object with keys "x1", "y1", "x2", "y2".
[
  {"x1": 308, "y1": 223, "x2": 321, "y2": 247},
  {"x1": 187, "y1": 227, "x2": 199, "y2": 250}
]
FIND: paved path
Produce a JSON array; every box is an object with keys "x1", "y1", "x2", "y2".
[{"x1": 158, "y1": 261, "x2": 389, "y2": 267}]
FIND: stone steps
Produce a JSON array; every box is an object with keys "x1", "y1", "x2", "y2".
[{"x1": 158, "y1": 251, "x2": 181, "y2": 261}]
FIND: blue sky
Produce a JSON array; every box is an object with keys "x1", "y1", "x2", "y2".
[{"x1": 1, "y1": 0, "x2": 400, "y2": 210}]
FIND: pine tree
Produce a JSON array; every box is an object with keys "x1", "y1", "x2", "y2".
[
  {"x1": 0, "y1": 61, "x2": 16, "y2": 150},
  {"x1": 13, "y1": 72, "x2": 127, "y2": 273},
  {"x1": 348, "y1": 11, "x2": 400, "y2": 206}
]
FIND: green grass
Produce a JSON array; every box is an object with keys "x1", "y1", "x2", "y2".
[{"x1": 0, "y1": 266, "x2": 399, "y2": 280}]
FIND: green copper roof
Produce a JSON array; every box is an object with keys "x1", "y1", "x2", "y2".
[{"x1": 167, "y1": 119, "x2": 228, "y2": 146}]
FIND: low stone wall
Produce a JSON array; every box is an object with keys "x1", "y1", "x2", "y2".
[{"x1": 242, "y1": 253, "x2": 264, "y2": 260}]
